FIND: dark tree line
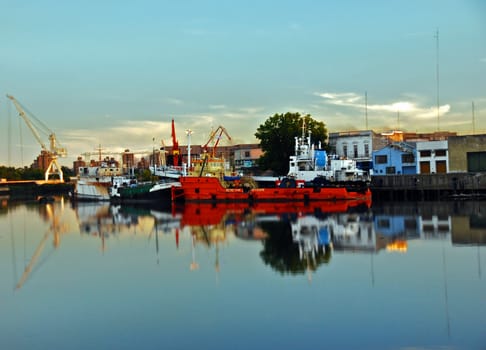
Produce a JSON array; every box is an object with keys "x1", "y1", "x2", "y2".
[{"x1": 0, "y1": 166, "x2": 74, "y2": 181}]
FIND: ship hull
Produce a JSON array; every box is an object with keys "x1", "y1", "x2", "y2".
[
  {"x1": 111, "y1": 181, "x2": 180, "y2": 205},
  {"x1": 176, "y1": 177, "x2": 371, "y2": 203},
  {"x1": 72, "y1": 180, "x2": 111, "y2": 201}
]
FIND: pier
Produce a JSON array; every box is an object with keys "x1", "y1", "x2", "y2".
[
  {"x1": 371, "y1": 173, "x2": 486, "y2": 201},
  {"x1": 0, "y1": 179, "x2": 73, "y2": 198}
]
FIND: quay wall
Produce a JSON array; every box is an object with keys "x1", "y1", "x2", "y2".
[{"x1": 371, "y1": 172, "x2": 486, "y2": 200}]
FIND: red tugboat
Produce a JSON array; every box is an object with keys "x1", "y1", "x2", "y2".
[{"x1": 173, "y1": 120, "x2": 371, "y2": 204}]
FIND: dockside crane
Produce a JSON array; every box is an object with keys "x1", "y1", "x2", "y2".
[
  {"x1": 7, "y1": 94, "x2": 67, "y2": 182},
  {"x1": 203, "y1": 125, "x2": 232, "y2": 157},
  {"x1": 171, "y1": 119, "x2": 181, "y2": 166}
]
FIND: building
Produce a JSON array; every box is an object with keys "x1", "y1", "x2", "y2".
[
  {"x1": 416, "y1": 140, "x2": 449, "y2": 174},
  {"x1": 230, "y1": 144, "x2": 263, "y2": 175},
  {"x1": 373, "y1": 142, "x2": 417, "y2": 175},
  {"x1": 448, "y1": 134, "x2": 486, "y2": 172},
  {"x1": 328, "y1": 130, "x2": 388, "y2": 172}
]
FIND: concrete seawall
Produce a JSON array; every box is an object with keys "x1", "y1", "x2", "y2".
[{"x1": 371, "y1": 173, "x2": 486, "y2": 200}]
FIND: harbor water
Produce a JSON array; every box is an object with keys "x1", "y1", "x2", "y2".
[{"x1": 0, "y1": 197, "x2": 485, "y2": 350}]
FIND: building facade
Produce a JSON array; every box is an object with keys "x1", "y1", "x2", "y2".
[
  {"x1": 448, "y1": 135, "x2": 486, "y2": 172},
  {"x1": 328, "y1": 130, "x2": 388, "y2": 172},
  {"x1": 416, "y1": 140, "x2": 449, "y2": 174},
  {"x1": 373, "y1": 142, "x2": 417, "y2": 175}
]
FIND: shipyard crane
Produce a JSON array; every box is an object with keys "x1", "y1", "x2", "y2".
[
  {"x1": 171, "y1": 119, "x2": 181, "y2": 166},
  {"x1": 7, "y1": 95, "x2": 67, "y2": 182},
  {"x1": 203, "y1": 125, "x2": 232, "y2": 157}
]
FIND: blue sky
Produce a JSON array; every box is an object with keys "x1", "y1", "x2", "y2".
[{"x1": 1, "y1": 0, "x2": 485, "y2": 167}]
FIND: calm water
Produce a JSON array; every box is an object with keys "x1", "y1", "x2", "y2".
[{"x1": 0, "y1": 197, "x2": 484, "y2": 350}]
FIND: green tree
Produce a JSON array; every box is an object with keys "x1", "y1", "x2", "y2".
[{"x1": 255, "y1": 112, "x2": 328, "y2": 175}]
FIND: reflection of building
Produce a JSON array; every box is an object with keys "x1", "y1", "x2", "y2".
[
  {"x1": 451, "y1": 214, "x2": 486, "y2": 245},
  {"x1": 374, "y1": 215, "x2": 420, "y2": 238},
  {"x1": 330, "y1": 213, "x2": 380, "y2": 252},
  {"x1": 418, "y1": 214, "x2": 451, "y2": 239},
  {"x1": 291, "y1": 215, "x2": 331, "y2": 260}
]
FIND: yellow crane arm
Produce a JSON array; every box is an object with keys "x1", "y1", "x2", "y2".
[{"x1": 7, "y1": 94, "x2": 48, "y2": 151}]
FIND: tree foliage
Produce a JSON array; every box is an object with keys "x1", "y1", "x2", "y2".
[
  {"x1": 0, "y1": 166, "x2": 44, "y2": 180},
  {"x1": 255, "y1": 112, "x2": 328, "y2": 175}
]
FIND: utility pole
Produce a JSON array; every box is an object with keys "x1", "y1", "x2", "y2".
[
  {"x1": 472, "y1": 101, "x2": 476, "y2": 135},
  {"x1": 365, "y1": 91, "x2": 368, "y2": 130},
  {"x1": 435, "y1": 29, "x2": 440, "y2": 131}
]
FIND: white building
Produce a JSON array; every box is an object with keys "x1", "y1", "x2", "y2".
[
  {"x1": 328, "y1": 130, "x2": 388, "y2": 172},
  {"x1": 416, "y1": 140, "x2": 449, "y2": 174}
]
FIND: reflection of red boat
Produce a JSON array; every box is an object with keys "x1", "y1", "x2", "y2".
[
  {"x1": 176, "y1": 198, "x2": 371, "y2": 227},
  {"x1": 173, "y1": 176, "x2": 371, "y2": 203}
]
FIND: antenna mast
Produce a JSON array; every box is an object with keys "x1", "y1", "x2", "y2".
[
  {"x1": 472, "y1": 101, "x2": 476, "y2": 135},
  {"x1": 365, "y1": 91, "x2": 368, "y2": 130},
  {"x1": 435, "y1": 29, "x2": 440, "y2": 131}
]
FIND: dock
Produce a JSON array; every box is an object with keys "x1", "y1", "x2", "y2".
[
  {"x1": 0, "y1": 179, "x2": 73, "y2": 198},
  {"x1": 371, "y1": 173, "x2": 486, "y2": 201}
]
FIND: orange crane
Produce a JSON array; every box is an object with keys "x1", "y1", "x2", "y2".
[
  {"x1": 203, "y1": 125, "x2": 232, "y2": 157},
  {"x1": 7, "y1": 94, "x2": 67, "y2": 182}
]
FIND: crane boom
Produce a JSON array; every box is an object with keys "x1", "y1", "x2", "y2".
[
  {"x1": 7, "y1": 95, "x2": 48, "y2": 151},
  {"x1": 7, "y1": 94, "x2": 67, "y2": 181},
  {"x1": 203, "y1": 125, "x2": 232, "y2": 157}
]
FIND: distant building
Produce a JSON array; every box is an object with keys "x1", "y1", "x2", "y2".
[
  {"x1": 230, "y1": 144, "x2": 263, "y2": 175},
  {"x1": 31, "y1": 150, "x2": 54, "y2": 172},
  {"x1": 448, "y1": 134, "x2": 486, "y2": 172},
  {"x1": 416, "y1": 140, "x2": 449, "y2": 174},
  {"x1": 372, "y1": 142, "x2": 417, "y2": 175},
  {"x1": 328, "y1": 130, "x2": 388, "y2": 172}
]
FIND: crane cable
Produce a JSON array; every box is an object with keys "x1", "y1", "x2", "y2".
[
  {"x1": 18, "y1": 114, "x2": 24, "y2": 167},
  {"x1": 7, "y1": 99, "x2": 12, "y2": 166}
]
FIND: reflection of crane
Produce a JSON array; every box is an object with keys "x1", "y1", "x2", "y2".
[
  {"x1": 7, "y1": 95, "x2": 67, "y2": 181},
  {"x1": 203, "y1": 125, "x2": 232, "y2": 157},
  {"x1": 16, "y1": 201, "x2": 67, "y2": 290}
]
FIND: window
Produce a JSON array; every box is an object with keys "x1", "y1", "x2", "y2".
[
  {"x1": 364, "y1": 144, "x2": 369, "y2": 157},
  {"x1": 435, "y1": 149, "x2": 446, "y2": 157},
  {"x1": 420, "y1": 150, "x2": 431, "y2": 157},
  {"x1": 376, "y1": 155, "x2": 387, "y2": 164},
  {"x1": 244, "y1": 151, "x2": 250, "y2": 158},
  {"x1": 386, "y1": 166, "x2": 396, "y2": 174},
  {"x1": 343, "y1": 144, "x2": 348, "y2": 157},
  {"x1": 353, "y1": 144, "x2": 358, "y2": 158},
  {"x1": 402, "y1": 153, "x2": 415, "y2": 164}
]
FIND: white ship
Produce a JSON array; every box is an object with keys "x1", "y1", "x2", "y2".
[{"x1": 72, "y1": 162, "x2": 133, "y2": 201}]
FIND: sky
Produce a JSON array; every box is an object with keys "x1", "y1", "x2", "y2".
[{"x1": 1, "y1": 0, "x2": 486, "y2": 167}]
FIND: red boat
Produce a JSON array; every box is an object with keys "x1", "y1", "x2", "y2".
[{"x1": 173, "y1": 176, "x2": 371, "y2": 203}]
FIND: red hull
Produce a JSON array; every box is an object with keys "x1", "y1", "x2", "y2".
[{"x1": 175, "y1": 176, "x2": 371, "y2": 203}]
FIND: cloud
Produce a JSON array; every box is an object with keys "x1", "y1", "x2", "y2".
[
  {"x1": 165, "y1": 97, "x2": 183, "y2": 105},
  {"x1": 209, "y1": 104, "x2": 226, "y2": 110},
  {"x1": 315, "y1": 91, "x2": 451, "y2": 118}
]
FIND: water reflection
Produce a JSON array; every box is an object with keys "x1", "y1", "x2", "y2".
[
  {"x1": 2, "y1": 198, "x2": 485, "y2": 349},
  {"x1": 4, "y1": 198, "x2": 485, "y2": 288}
]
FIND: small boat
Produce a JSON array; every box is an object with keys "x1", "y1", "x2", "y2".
[{"x1": 110, "y1": 178, "x2": 180, "y2": 204}]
